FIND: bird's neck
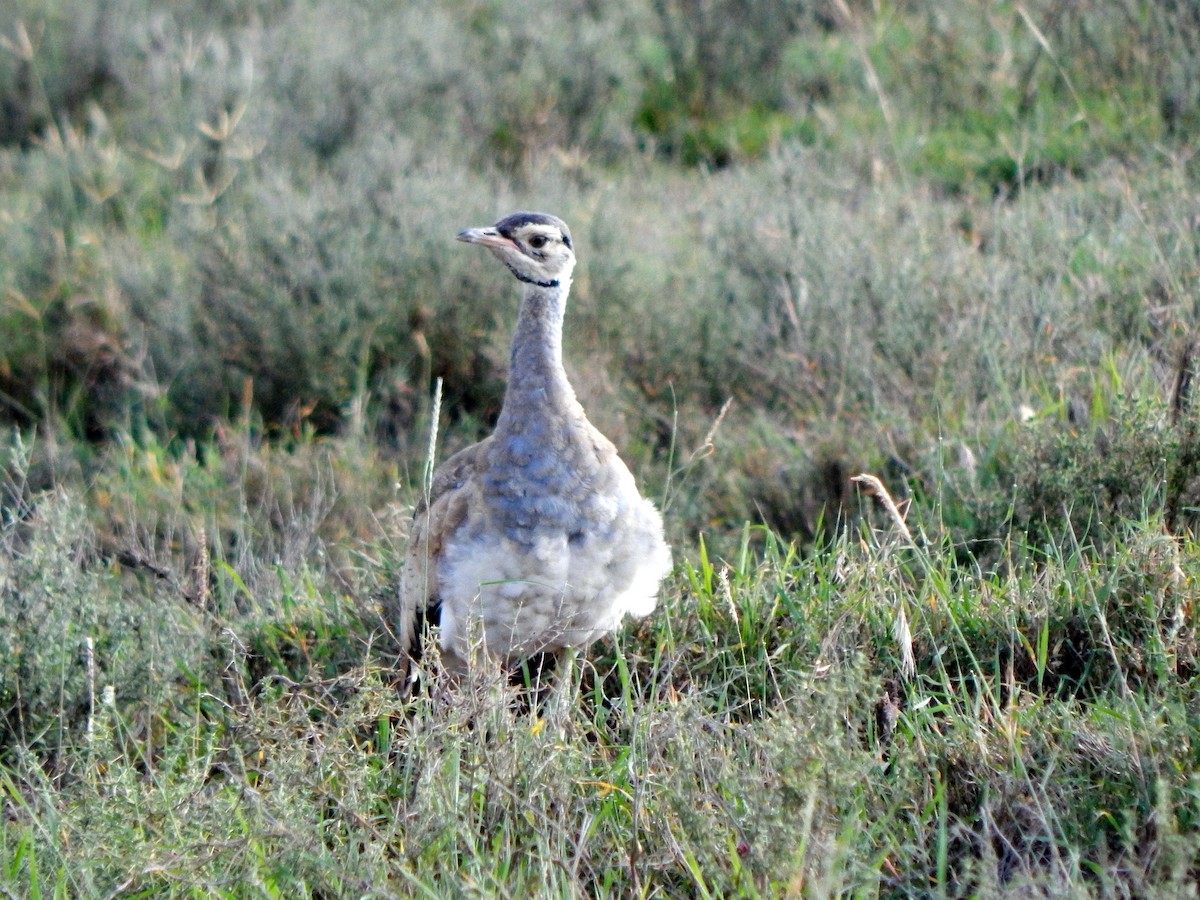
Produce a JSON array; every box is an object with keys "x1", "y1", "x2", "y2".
[{"x1": 496, "y1": 279, "x2": 576, "y2": 431}]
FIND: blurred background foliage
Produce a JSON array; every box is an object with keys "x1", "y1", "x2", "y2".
[{"x1": 1, "y1": 0, "x2": 1199, "y2": 543}]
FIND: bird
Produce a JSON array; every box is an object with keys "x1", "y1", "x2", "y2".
[{"x1": 395, "y1": 211, "x2": 672, "y2": 698}]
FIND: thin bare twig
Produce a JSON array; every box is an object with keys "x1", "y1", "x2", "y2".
[{"x1": 852, "y1": 473, "x2": 916, "y2": 677}]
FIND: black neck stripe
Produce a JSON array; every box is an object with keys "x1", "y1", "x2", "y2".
[{"x1": 507, "y1": 264, "x2": 559, "y2": 289}]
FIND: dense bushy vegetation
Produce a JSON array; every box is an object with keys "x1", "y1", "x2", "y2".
[{"x1": 4, "y1": 0, "x2": 1200, "y2": 894}]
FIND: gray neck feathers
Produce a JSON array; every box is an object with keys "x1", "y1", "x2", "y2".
[
  {"x1": 486, "y1": 278, "x2": 591, "y2": 542},
  {"x1": 495, "y1": 280, "x2": 575, "y2": 433}
]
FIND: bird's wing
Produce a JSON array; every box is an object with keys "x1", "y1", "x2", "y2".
[{"x1": 395, "y1": 437, "x2": 491, "y2": 668}]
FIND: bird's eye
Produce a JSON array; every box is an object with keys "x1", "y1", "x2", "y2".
[{"x1": 528, "y1": 234, "x2": 548, "y2": 250}]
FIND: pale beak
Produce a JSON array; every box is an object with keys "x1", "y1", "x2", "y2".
[{"x1": 456, "y1": 226, "x2": 519, "y2": 251}]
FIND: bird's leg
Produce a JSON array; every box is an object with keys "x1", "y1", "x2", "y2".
[
  {"x1": 439, "y1": 647, "x2": 470, "y2": 683},
  {"x1": 542, "y1": 646, "x2": 580, "y2": 737}
]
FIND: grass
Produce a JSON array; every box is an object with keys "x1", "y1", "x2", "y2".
[
  {"x1": 4, "y1": 0, "x2": 1200, "y2": 894},
  {"x1": 5, "y1": 453, "x2": 1200, "y2": 894}
]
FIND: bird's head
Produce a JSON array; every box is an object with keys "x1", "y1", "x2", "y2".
[{"x1": 457, "y1": 212, "x2": 575, "y2": 289}]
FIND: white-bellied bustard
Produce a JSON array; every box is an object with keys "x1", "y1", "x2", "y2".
[{"x1": 396, "y1": 212, "x2": 672, "y2": 702}]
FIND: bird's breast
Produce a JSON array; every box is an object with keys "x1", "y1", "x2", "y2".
[{"x1": 482, "y1": 427, "x2": 615, "y2": 545}]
